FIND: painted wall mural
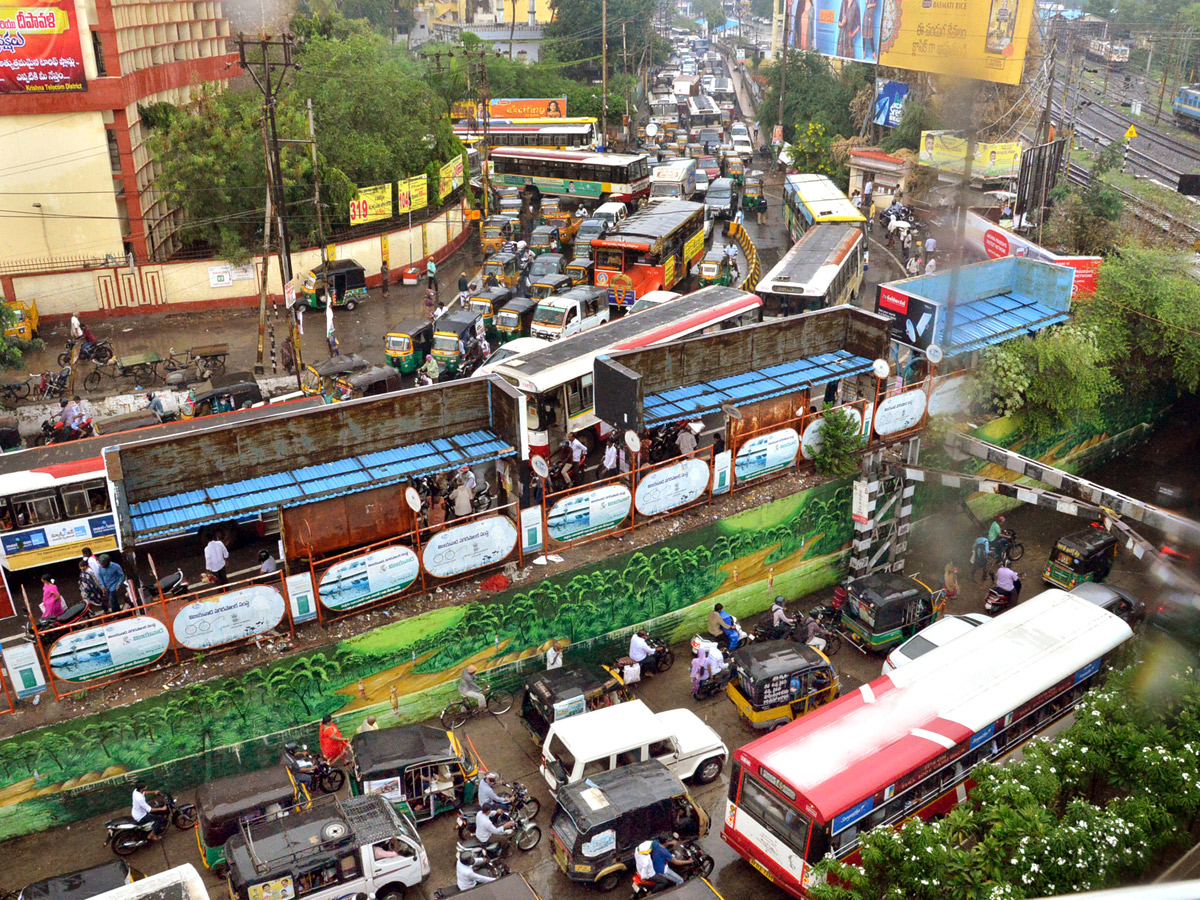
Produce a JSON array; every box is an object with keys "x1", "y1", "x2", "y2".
[{"x1": 0, "y1": 479, "x2": 855, "y2": 841}]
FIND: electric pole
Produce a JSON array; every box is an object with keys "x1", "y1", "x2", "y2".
[
  {"x1": 622, "y1": 23, "x2": 630, "y2": 148},
  {"x1": 776, "y1": 44, "x2": 788, "y2": 168},
  {"x1": 601, "y1": 0, "x2": 608, "y2": 149},
  {"x1": 1038, "y1": 36, "x2": 1057, "y2": 144}
]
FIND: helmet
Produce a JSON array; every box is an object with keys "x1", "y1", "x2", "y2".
[
  {"x1": 772, "y1": 595, "x2": 785, "y2": 606},
  {"x1": 517, "y1": 241, "x2": 527, "y2": 250},
  {"x1": 485, "y1": 771, "x2": 500, "y2": 782},
  {"x1": 284, "y1": 741, "x2": 298, "y2": 753},
  {"x1": 459, "y1": 851, "x2": 476, "y2": 866},
  {"x1": 59, "y1": 398, "x2": 68, "y2": 407}
]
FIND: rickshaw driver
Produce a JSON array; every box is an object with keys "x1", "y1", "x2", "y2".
[{"x1": 282, "y1": 741, "x2": 317, "y2": 790}]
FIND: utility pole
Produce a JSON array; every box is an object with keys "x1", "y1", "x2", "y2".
[
  {"x1": 776, "y1": 44, "x2": 787, "y2": 168},
  {"x1": 238, "y1": 31, "x2": 303, "y2": 386},
  {"x1": 601, "y1": 0, "x2": 608, "y2": 150},
  {"x1": 1038, "y1": 36, "x2": 1057, "y2": 144},
  {"x1": 1155, "y1": 19, "x2": 1180, "y2": 125},
  {"x1": 256, "y1": 116, "x2": 273, "y2": 375},
  {"x1": 622, "y1": 23, "x2": 630, "y2": 148}
]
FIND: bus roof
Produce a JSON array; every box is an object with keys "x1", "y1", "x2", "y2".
[
  {"x1": 454, "y1": 124, "x2": 594, "y2": 135},
  {"x1": 490, "y1": 147, "x2": 648, "y2": 165},
  {"x1": 741, "y1": 589, "x2": 1132, "y2": 824},
  {"x1": 758, "y1": 225, "x2": 863, "y2": 297},
  {"x1": 785, "y1": 174, "x2": 866, "y2": 223},
  {"x1": 487, "y1": 286, "x2": 761, "y2": 390},
  {"x1": 593, "y1": 199, "x2": 704, "y2": 250}
]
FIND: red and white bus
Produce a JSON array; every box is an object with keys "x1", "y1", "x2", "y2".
[
  {"x1": 722, "y1": 588, "x2": 1133, "y2": 897},
  {"x1": 485, "y1": 286, "x2": 763, "y2": 457},
  {"x1": 489, "y1": 148, "x2": 651, "y2": 204}
]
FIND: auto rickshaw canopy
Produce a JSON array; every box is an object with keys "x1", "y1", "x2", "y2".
[
  {"x1": 386, "y1": 318, "x2": 433, "y2": 353},
  {"x1": 468, "y1": 287, "x2": 513, "y2": 315},
  {"x1": 483, "y1": 252, "x2": 520, "y2": 284},
  {"x1": 302, "y1": 353, "x2": 372, "y2": 395},
  {"x1": 730, "y1": 641, "x2": 833, "y2": 711},
  {"x1": 353, "y1": 723, "x2": 468, "y2": 780},
  {"x1": 845, "y1": 572, "x2": 936, "y2": 636},
  {"x1": 530, "y1": 273, "x2": 573, "y2": 299},
  {"x1": 497, "y1": 296, "x2": 539, "y2": 334},
  {"x1": 482, "y1": 216, "x2": 515, "y2": 235},
  {"x1": 196, "y1": 766, "x2": 299, "y2": 851},
  {"x1": 531, "y1": 225, "x2": 561, "y2": 249},
  {"x1": 335, "y1": 365, "x2": 402, "y2": 400},
  {"x1": 1044, "y1": 526, "x2": 1119, "y2": 588},
  {"x1": 565, "y1": 257, "x2": 595, "y2": 285},
  {"x1": 520, "y1": 664, "x2": 627, "y2": 741}
]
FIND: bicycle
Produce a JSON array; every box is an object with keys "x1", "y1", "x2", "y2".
[
  {"x1": 0, "y1": 376, "x2": 32, "y2": 405},
  {"x1": 84, "y1": 355, "x2": 158, "y2": 391},
  {"x1": 441, "y1": 684, "x2": 514, "y2": 729}
]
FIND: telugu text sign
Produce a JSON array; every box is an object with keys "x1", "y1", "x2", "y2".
[
  {"x1": 879, "y1": 0, "x2": 1034, "y2": 85},
  {"x1": 0, "y1": 0, "x2": 87, "y2": 94},
  {"x1": 490, "y1": 97, "x2": 567, "y2": 118},
  {"x1": 396, "y1": 174, "x2": 428, "y2": 214},
  {"x1": 349, "y1": 182, "x2": 393, "y2": 226},
  {"x1": 919, "y1": 132, "x2": 1022, "y2": 178}
]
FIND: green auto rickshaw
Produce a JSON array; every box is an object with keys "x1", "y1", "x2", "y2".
[
  {"x1": 301, "y1": 259, "x2": 367, "y2": 309},
  {"x1": 385, "y1": 318, "x2": 434, "y2": 374},
  {"x1": 841, "y1": 572, "x2": 943, "y2": 654},
  {"x1": 496, "y1": 297, "x2": 538, "y2": 343},
  {"x1": 465, "y1": 287, "x2": 512, "y2": 342},
  {"x1": 480, "y1": 216, "x2": 516, "y2": 257},
  {"x1": 301, "y1": 353, "x2": 372, "y2": 397},
  {"x1": 482, "y1": 252, "x2": 521, "y2": 291},
  {"x1": 565, "y1": 257, "x2": 595, "y2": 287},
  {"x1": 696, "y1": 249, "x2": 734, "y2": 287},
  {"x1": 195, "y1": 767, "x2": 306, "y2": 876},
  {"x1": 742, "y1": 173, "x2": 765, "y2": 213},
  {"x1": 351, "y1": 723, "x2": 479, "y2": 824},
  {"x1": 1043, "y1": 526, "x2": 1119, "y2": 590},
  {"x1": 723, "y1": 153, "x2": 744, "y2": 187},
  {"x1": 530, "y1": 225, "x2": 562, "y2": 257},
  {"x1": 432, "y1": 309, "x2": 485, "y2": 376},
  {"x1": 530, "y1": 273, "x2": 572, "y2": 300}
]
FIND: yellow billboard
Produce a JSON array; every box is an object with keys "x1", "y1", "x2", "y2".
[
  {"x1": 397, "y1": 175, "x2": 428, "y2": 214},
  {"x1": 919, "y1": 131, "x2": 1022, "y2": 178},
  {"x1": 879, "y1": 0, "x2": 1034, "y2": 86},
  {"x1": 438, "y1": 157, "x2": 464, "y2": 202},
  {"x1": 349, "y1": 183, "x2": 393, "y2": 226}
]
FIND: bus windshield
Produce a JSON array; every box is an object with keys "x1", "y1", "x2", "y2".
[{"x1": 594, "y1": 248, "x2": 626, "y2": 269}]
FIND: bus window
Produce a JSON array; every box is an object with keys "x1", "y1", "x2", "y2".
[
  {"x1": 565, "y1": 375, "x2": 594, "y2": 419},
  {"x1": 62, "y1": 486, "x2": 91, "y2": 518},
  {"x1": 595, "y1": 248, "x2": 625, "y2": 269},
  {"x1": 88, "y1": 484, "x2": 111, "y2": 511},
  {"x1": 0, "y1": 499, "x2": 13, "y2": 531},
  {"x1": 13, "y1": 490, "x2": 59, "y2": 527}
]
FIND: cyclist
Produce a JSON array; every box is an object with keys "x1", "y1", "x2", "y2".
[{"x1": 459, "y1": 664, "x2": 487, "y2": 709}]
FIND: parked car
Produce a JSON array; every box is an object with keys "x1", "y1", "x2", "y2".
[
  {"x1": 1069, "y1": 582, "x2": 1145, "y2": 629},
  {"x1": 882, "y1": 613, "x2": 990, "y2": 675}
]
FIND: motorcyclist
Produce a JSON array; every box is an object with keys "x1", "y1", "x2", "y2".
[
  {"x1": 475, "y1": 802, "x2": 513, "y2": 852},
  {"x1": 800, "y1": 614, "x2": 828, "y2": 653},
  {"x1": 770, "y1": 596, "x2": 795, "y2": 639},
  {"x1": 131, "y1": 781, "x2": 168, "y2": 839},
  {"x1": 477, "y1": 771, "x2": 511, "y2": 810},
  {"x1": 281, "y1": 741, "x2": 317, "y2": 790},
  {"x1": 994, "y1": 564, "x2": 1021, "y2": 606},
  {"x1": 457, "y1": 850, "x2": 497, "y2": 891},
  {"x1": 707, "y1": 603, "x2": 741, "y2": 650}
]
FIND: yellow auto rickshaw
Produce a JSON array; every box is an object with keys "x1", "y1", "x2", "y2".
[
  {"x1": 725, "y1": 640, "x2": 840, "y2": 730},
  {"x1": 724, "y1": 154, "x2": 744, "y2": 187},
  {"x1": 565, "y1": 257, "x2": 595, "y2": 287},
  {"x1": 301, "y1": 353, "x2": 372, "y2": 397},
  {"x1": 482, "y1": 252, "x2": 521, "y2": 290},
  {"x1": 480, "y1": 216, "x2": 516, "y2": 256},
  {"x1": 496, "y1": 297, "x2": 539, "y2": 343},
  {"x1": 465, "y1": 287, "x2": 512, "y2": 342},
  {"x1": 385, "y1": 319, "x2": 434, "y2": 374},
  {"x1": 3, "y1": 299, "x2": 37, "y2": 341}
]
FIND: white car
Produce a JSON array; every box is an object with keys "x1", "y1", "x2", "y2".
[
  {"x1": 695, "y1": 169, "x2": 710, "y2": 197},
  {"x1": 881, "y1": 613, "x2": 991, "y2": 674}
]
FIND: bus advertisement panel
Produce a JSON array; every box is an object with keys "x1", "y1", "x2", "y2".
[{"x1": 490, "y1": 97, "x2": 567, "y2": 117}]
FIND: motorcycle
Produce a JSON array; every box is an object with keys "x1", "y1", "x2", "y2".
[
  {"x1": 648, "y1": 423, "x2": 683, "y2": 463},
  {"x1": 38, "y1": 414, "x2": 95, "y2": 445},
  {"x1": 984, "y1": 575, "x2": 1023, "y2": 616},
  {"x1": 455, "y1": 781, "x2": 541, "y2": 840},
  {"x1": 472, "y1": 480, "x2": 494, "y2": 513},
  {"x1": 105, "y1": 792, "x2": 197, "y2": 856},
  {"x1": 990, "y1": 528, "x2": 1025, "y2": 568},
  {"x1": 24, "y1": 597, "x2": 99, "y2": 647},
  {"x1": 616, "y1": 636, "x2": 676, "y2": 680},
  {"x1": 455, "y1": 794, "x2": 542, "y2": 852},
  {"x1": 432, "y1": 860, "x2": 510, "y2": 899},
  {"x1": 36, "y1": 367, "x2": 72, "y2": 401},
  {"x1": 631, "y1": 839, "x2": 715, "y2": 898},
  {"x1": 59, "y1": 337, "x2": 114, "y2": 367},
  {"x1": 688, "y1": 636, "x2": 732, "y2": 701},
  {"x1": 143, "y1": 568, "x2": 189, "y2": 599},
  {"x1": 311, "y1": 754, "x2": 347, "y2": 794}
]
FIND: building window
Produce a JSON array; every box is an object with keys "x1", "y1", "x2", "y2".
[
  {"x1": 106, "y1": 130, "x2": 122, "y2": 173},
  {"x1": 91, "y1": 31, "x2": 107, "y2": 76}
]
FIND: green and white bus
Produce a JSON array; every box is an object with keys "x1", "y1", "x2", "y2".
[{"x1": 489, "y1": 148, "x2": 651, "y2": 204}]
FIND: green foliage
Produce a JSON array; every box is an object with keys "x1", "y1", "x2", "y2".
[
  {"x1": 881, "y1": 101, "x2": 936, "y2": 154},
  {"x1": 974, "y1": 323, "x2": 1115, "y2": 437},
  {"x1": 1046, "y1": 142, "x2": 1125, "y2": 256},
  {"x1": 757, "y1": 51, "x2": 870, "y2": 143},
  {"x1": 137, "y1": 102, "x2": 180, "y2": 132},
  {"x1": 787, "y1": 121, "x2": 843, "y2": 183},
  {"x1": 811, "y1": 660, "x2": 1200, "y2": 899},
  {"x1": 292, "y1": 8, "x2": 379, "y2": 40},
  {"x1": 544, "y1": 0, "x2": 657, "y2": 76},
  {"x1": 696, "y1": 0, "x2": 726, "y2": 30},
  {"x1": 811, "y1": 405, "x2": 863, "y2": 478}
]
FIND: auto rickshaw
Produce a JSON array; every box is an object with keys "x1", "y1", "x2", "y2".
[
  {"x1": 840, "y1": 572, "x2": 942, "y2": 654},
  {"x1": 565, "y1": 257, "x2": 595, "y2": 287},
  {"x1": 350, "y1": 723, "x2": 478, "y2": 823},
  {"x1": 530, "y1": 225, "x2": 562, "y2": 257},
  {"x1": 742, "y1": 173, "x2": 765, "y2": 212},
  {"x1": 519, "y1": 664, "x2": 630, "y2": 744},
  {"x1": 385, "y1": 318, "x2": 434, "y2": 374},
  {"x1": 499, "y1": 195, "x2": 524, "y2": 220},
  {"x1": 333, "y1": 365, "x2": 402, "y2": 401},
  {"x1": 195, "y1": 767, "x2": 306, "y2": 876},
  {"x1": 301, "y1": 259, "x2": 367, "y2": 309},
  {"x1": 530, "y1": 273, "x2": 573, "y2": 300},
  {"x1": 482, "y1": 252, "x2": 521, "y2": 291},
  {"x1": 539, "y1": 196, "x2": 562, "y2": 223},
  {"x1": 723, "y1": 153, "x2": 744, "y2": 187},
  {"x1": 480, "y1": 216, "x2": 516, "y2": 257},
  {"x1": 686, "y1": 142, "x2": 704, "y2": 159},
  {"x1": 725, "y1": 640, "x2": 839, "y2": 730},
  {"x1": 1043, "y1": 526, "x2": 1119, "y2": 589},
  {"x1": 432, "y1": 309, "x2": 484, "y2": 376},
  {"x1": 4, "y1": 299, "x2": 38, "y2": 341},
  {"x1": 543, "y1": 208, "x2": 582, "y2": 246},
  {"x1": 696, "y1": 249, "x2": 734, "y2": 287},
  {"x1": 496, "y1": 297, "x2": 538, "y2": 343},
  {"x1": 301, "y1": 353, "x2": 372, "y2": 397},
  {"x1": 465, "y1": 286, "x2": 512, "y2": 342}
]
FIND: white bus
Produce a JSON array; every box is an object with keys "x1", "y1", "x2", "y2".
[
  {"x1": 755, "y1": 224, "x2": 865, "y2": 317},
  {"x1": 489, "y1": 148, "x2": 651, "y2": 205},
  {"x1": 453, "y1": 117, "x2": 599, "y2": 151},
  {"x1": 783, "y1": 173, "x2": 866, "y2": 241}
]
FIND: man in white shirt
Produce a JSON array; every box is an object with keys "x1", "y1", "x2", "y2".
[
  {"x1": 565, "y1": 433, "x2": 587, "y2": 484},
  {"x1": 69, "y1": 312, "x2": 83, "y2": 340},
  {"x1": 459, "y1": 466, "x2": 477, "y2": 493},
  {"x1": 924, "y1": 236, "x2": 937, "y2": 255},
  {"x1": 131, "y1": 782, "x2": 166, "y2": 838},
  {"x1": 925, "y1": 257, "x2": 937, "y2": 275},
  {"x1": 629, "y1": 629, "x2": 659, "y2": 675},
  {"x1": 546, "y1": 640, "x2": 564, "y2": 669},
  {"x1": 676, "y1": 425, "x2": 698, "y2": 457},
  {"x1": 204, "y1": 536, "x2": 229, "y2": 584},
  {"x1": 457, "y1": 852, "x2": 497, "y2": 891},
  {"x1": 475, "y1": 803, "x2": 512, "y2": 851}
]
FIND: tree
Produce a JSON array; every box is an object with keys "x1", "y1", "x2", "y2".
[
  {"x1": 787, "y1": 121, "x2": 842, "y2": 183},
  {"x1": 543, "y1": 0, "x2": 657, "y2": 77},
  {"x1": 696, "y1": 0, "x2": 726, "y2": 31},
  {"x1": 811, "y1": 406, "x2": 863, "y2": 478},
  {"x1": 757, "y1": 52, "x2": 870, "y2": 143},
  {"x1": 1045, "y1": 141, "x2": 1125, "y2": 256},
  {"x1": 881, "y1": 100, "x2": 937, "y2": 154}
]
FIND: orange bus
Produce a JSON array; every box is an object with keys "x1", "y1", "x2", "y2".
[{"x1": 591, "y1": 200, "x2": 706, "y2": 310}]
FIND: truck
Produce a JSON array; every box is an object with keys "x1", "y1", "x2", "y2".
[
  {"x1": 530, "y1": 286, "x2": 609, "y2": 341},
  {"x1": 649, "y1": 158, "x2": 698, "y2": 202}
]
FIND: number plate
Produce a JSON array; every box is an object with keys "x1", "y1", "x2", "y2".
[{"x1": 749, "y1": 858, "x2": 775, "y2": 882}]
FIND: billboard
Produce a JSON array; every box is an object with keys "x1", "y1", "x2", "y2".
[
  {"x1": 963, "y1": 210, "x2": 1101, "y2": 298},
  {"x1": 349, "y1": 183, "x2": 392, "y2": 226},
  {"x1": 397, "y1": 174, "x2": 427, "y2": 214},
  {"x1": 875, "y1": 283, "x2": 940, "y2": 350},
  {"x1": 438, "y1": 156, "x2": 464, "y2": 202},
  {"x1": 785, "y1": 0, "x2": 883, "y2": 62},
  {"x1": 489, "y1": 97, "x2": 567, "y2": 118},
  {"x1": 873, "y1": 80, "x2": 909, "y2": 128},
  {"x1": 920, "y1": 131, "x2": 1022, "y2": 179},
  {"x1": 0, "y1": 0, "x2": 87, "y2": 94},
  {"x1": 878, "y1": 0, "x2": 1034, "y2": 85}
]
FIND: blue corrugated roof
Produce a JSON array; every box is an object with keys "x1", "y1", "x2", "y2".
[
  {"x1": 642, "y1": 349, "x2": 875, "y2": 425},
  {"x1": 129, "y1": 428, "x2": 517, "y2": 540},
  {"x1": 940, "y1": 290, "x2": 1069, "y2": 355}
]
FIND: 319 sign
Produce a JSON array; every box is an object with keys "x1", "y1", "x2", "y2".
[
  {"x1": 349, "y1": 183, "x2": 393, "y2": 226},
  {"x1": 349, "y1": 198, "x2": 373, "y2": 224}
]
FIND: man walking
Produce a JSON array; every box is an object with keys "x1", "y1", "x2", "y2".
[
  {"x1": 204, "y1": 534, "x2": 229, "y2": 584},
  {"x1": 427, "y1": 258, "x2": 438, "y2": 293},
  {"x1": 97, "y1": 554, "x2": 126, "y2": 611}
]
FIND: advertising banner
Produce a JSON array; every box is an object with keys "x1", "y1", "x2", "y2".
[
  {"x1": 2, "y1": 640, "x2": 46, "y2": 699},
  {"x1": 920, "y1": 132, "x2": 1022, "y2": 179},
  {"x1": 285, "y1": 572, "x2": 318, "y2": 624},
  {"x1": 48, "y1": 618, "x2": 171, "y2": 683},
  {"x1": 785, "y1": 0, "x2": 883, "y2": 62},
  {"x1": 397, "y1": 175, "x2": 428, "y2": 214},
  {"x1": 1, "y1": 514, "x2": 116, "y2": 571},
  {"x1": 879, "y1": 0, "x2": 1034, "y2": 85},
  {"x1": 547, "y1": 485, "x2": 632, "y2": 542},
  {"x1": 349, "y1": 183, "x2": 393, "y2": 226},
  {"x1": 491, "y1": 172, "x2": 605, "y2": 198},
  {"x1": 172, "y1": 585, "x2": 287, "y2": 651},
  {"x1": 735, "y1": 428, "x2": 801, "y2": 481},
  {"x1": 423, "y1": 516, "x2": 518, "y2": 579},
  {"x1": 489, "y1": 97, "x2": 567, "y2": 118},
  {"x1": 873, "y1": 388, "x2": 927, "y2": 435},
  {"x1": 635, "y1": 459, "x2": 711, "y2": 517},
  {"x1": 963, "y1": 210, "x2": 1100, "y2": 297},
  {"x1": 927, "y1": 373, "x2": 973, "y2": 417},
  {"x1": 0, "y1": 0, "x2": 87, "y2": 94},
  {"x1": 873, "y1": 80, "x2": 909, "y2": 127},
  {"x1": 875, "y1": 283, "x2": 940, "y2": 350},
  {"x1": 319, "y1": 546, "x2": 420, "y2": 612},
  {"x1": 438, "y1": 157, "x2": 463, "y2": 202}
]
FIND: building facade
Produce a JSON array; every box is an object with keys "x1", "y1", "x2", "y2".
[{"x1": 0, "y1": 0, "x2": 238, "y2": 271}]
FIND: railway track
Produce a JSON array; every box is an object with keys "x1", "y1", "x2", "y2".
[
  {"x1": 1065, "y1": 161, "x2": 1200, "y2": 246},
  {"x1": 1054, "y1": 102, "x2": 1188, "y2": 183}
]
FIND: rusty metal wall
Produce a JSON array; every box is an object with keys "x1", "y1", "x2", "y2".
[
  {"x1": 110, "y1": 377, "x2": 518, "y2": 505},
  {"x1": 282, "y1": 484, "x2": 416, "y2": 560},
  {"x1": 487, "y1": 377, "x2": 525, "y2": 452},
  {"x1": 609, "y1": 306, "x2": 891, "y2": 397}
]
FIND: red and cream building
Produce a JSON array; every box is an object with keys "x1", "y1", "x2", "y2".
[{"x1": 0, "y1": 0, "x2": 238, "y2": 269}]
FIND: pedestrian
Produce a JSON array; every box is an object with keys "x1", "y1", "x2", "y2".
[
  {"x1": 925, "y1": 257, "x2": 937, "y2": 275},
  {"x1": 864, "y1": 249, "x2": 869, "y2": 273},
  {"x1": 427, "y1": 487, "x2": 447, "y2": 531},
  {"x1": 546, "y1": 639, "x2": 564, "y2": 670},
  {"x1": 259, "y1": 549, "x2": 277, "y2": 576},
  {"x1": 850, "y1": 189, "x2": 862, "y2": 209},
  {"x1": 69, "y1": 311, "x2": 83, "y2": 341},
  {"x1": 426, "y1": 258, "x2": 438, "y2": 293},
  {"x1": 906, "y1": 254, "x2": 921, "y2": 276},
  {"x1": 81, "y1": 546, "x2": 101, "y2": 579},
  {"x1": 676, "y1": 423, "x2": 698, "y2": 457},
  {"x1": 868, "y1": 199, "x2": 877, "y2": 233},
  {"x1": 78, "y1": 559, "x2": 107, "y2": 613},
  {"x1": 458, "y1": 271, "x2": 470, "y2": 294},
  {"x1": 97, "y1": 554, "x2": 126, "y2": 611},
  {"x1": 712, "y1": 432, "x2": 725, "y2": 456},
  {"x1": 380, "y1": 263, "x2": 390, "y2": 297},
  {"x1": 390, "y1": 684, "x2": 400, "y2": 717},
  {"x1": 942, "y1": 561, "x2": 959, "y2": 603},
  {"x1": 734, "y1": 207, "x2": 744, "y2": 231},
  {"x1": 601, "y1": 439, "x2": 618, "y2": 480},
  {"x1": 434, "y1": 300, "x2": 446, "y2": 320},
  {"x1": 204, "y1": 534, "x2": 229, "y2": 585},
  {"x1": 40, "y1": 574, "x2": 64, "y2": 619},
  {"x1": 568, "y1": 431, "x2": 587, "y2": 483},
  {"x1": 971, "y1": 535, "x2": 990, "y2": 582},
  {"x1": 319, "y1": 714, "x2": 352, "y2": 765},
  {"x1": 925, "y1": 235, "x2": 937, "y2": 257},
  {"x1": 451, "y1": 480, "x2": 474, "y2": 519},
  {"x1": 356, "y1": 715, "x2": 379, "y2": 735},
  {"x1": 863, "y1": 178, "x2": 874, "y2": 207}
]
